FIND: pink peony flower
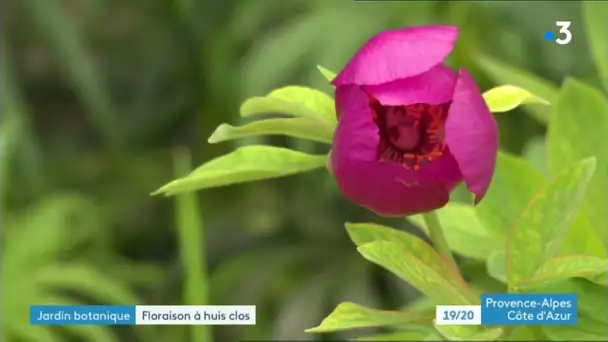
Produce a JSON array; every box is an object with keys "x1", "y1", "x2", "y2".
[{"x1": 329, "y1": 26, "x2": 498, "y2": 217}]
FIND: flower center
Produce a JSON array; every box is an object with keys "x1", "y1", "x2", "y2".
[{"x1": 367, "y1": 93, "x2": 449, "y2": 171}]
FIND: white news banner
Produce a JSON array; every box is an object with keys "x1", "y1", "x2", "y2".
[
  {"x1": 435, "y1": 305, "x2": 482, "y2": 325},
  {"x1": 136, "y1": 305, "x2": 255, "y2": 325}
]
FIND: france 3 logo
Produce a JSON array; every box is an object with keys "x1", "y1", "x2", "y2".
[{"x1": 544, "y1": 21, "x2": 572, "y2": 45}]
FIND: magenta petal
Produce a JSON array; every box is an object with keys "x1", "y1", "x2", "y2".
[
  {"x1": 445, "y1": 68, "x2": 498, "y2": 204},
  {"x1": 330, "y1": 156, "x2": 450, "y2": 216},
  {"x1": 332, "y1": 26, "x2": 458, "y2": 86},
  {"x1": 332, "y1": 85, "x2": 455, "y2": 216},
  {"x1": 333, "y1": 85, "x2": 380, "y2": 161},
  {"x1": 423, "y1": 148, "x2": 464, "y2": 192},
  {"x1": 363, "y1": 64, "x2": 457, "y2": 106}
]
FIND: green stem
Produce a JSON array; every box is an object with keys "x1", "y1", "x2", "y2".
[
  {"x1": 174, "y1": 149, "x2": 212, "y2": 342},
  {"x1": 422, "y1": 211, "x2": 459, "y2": 271}
]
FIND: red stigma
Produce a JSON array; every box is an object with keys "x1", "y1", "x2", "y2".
[{"x1": 367, "y1": 93, "x2": 449, "y2": 171}]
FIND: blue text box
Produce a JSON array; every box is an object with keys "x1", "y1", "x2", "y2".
[
  {"x1": 30, "y1": 305, "x2": 136, "y2": 325},
  {"x1": 481, "y1": 293, "x2": 577, "y2": 325}
]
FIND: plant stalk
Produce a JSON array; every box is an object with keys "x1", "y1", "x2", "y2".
[
  {"x1": 422, "y1": 211, "x2": 459, "y2": 271},
  {"x1": 173, "y1": 149, "x2": 212, "y2": 342}
]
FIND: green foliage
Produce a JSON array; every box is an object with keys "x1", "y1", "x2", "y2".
[
  {"x1": 475, "y1": 151, "x2": 545, "y2": 240},
  {"x1": 486, "y1": 251, "x2": 507, "y2": 283},
  {"x1": 507, "y1": 158, "x2": 596, "y2": 290},
  {"x1": 546, "y1": 79, "x2": 608, "y2": 244},
  {"x1": 423, "y1": 331, "x2": 445, "y2": 341},
  {"x1": 153, "y1": 146, "x2": 327, "y2": 195},
  {"x1": 346, "y1": 223, "x2": 475, "y2": 303},
  {"x1": 1, "y1": 105, "x2": 22, "y2": 200},
  {"x1": 409, "y1": 203, "x2": 500, "y2": 260},
  {"x1": 241, "y1": 7, "x2": 345, "y2": 95},
  {"x1": 314, "y1": 155, "x2": 606, "y2": 340},
  {"x1": 434, "y1": 324, "x2": 504, "y2": 341},
  {"x1": 522, "y1": 136, "x2": 548, "y2": 175},
  {"x1": 155, "y1": 83, "x2": 337, "y2": 198},
  {"x1": 240, "y1": 86, "x2": 336, "y2": 126},
  {"x1": 537, "y1": 279, "x2": 608, "y2": 341},
  {"x1": 2, "y1": 195, "x2": 141, "y2": 342},
  {"x1": 516, "y1": 255, "x2": 608, "y2": 288},
  {"x1": 1, "y1": 49, "x2": 44, "y2": 199},
  {"x1": 543, "y1": 321, "x2": 608, "y2": 341},
  {"x1": 475, "y1": 55, "x2": 559, "y2": 124},
  {"x1": 357, "y1": 240, "x2": 476, "y2": 305},
  {"x1": 240, "y1": 1, "x2": 440, "y2": 95},
  {"x1": 355, "y1": 332, "x2": 429, "y2": 341},
  {"x1": 482, "y1": 85, "x2": 549, "y2": 113},
  {"x1": 559, "y1": 214, "x2": 607, "y2": 258},
  {"x1": 583, "y1": 2, "x2": 608, "y2": 91},
  {"x1": 22, "y1": 0, "x2": 122, "y2": 147},
  {"x1": 305, "y1": 302, "x2": 429, "y2": 333},
  {"x1": 317, "y1": 65, "x2": 337, "y2": 83},
  {"x1": 506, "y1": 326, "x2": 538, "y2": 340},
  {"x1": 208, "y1": 118, "x2": 334, "y2": 144}
]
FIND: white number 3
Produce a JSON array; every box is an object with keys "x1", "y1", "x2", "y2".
[{"x1": 556, "y1": 21, "x2": 572, "y2": 45}]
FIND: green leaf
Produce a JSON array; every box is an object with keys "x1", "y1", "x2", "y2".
[
  {"x1": 507, "y1": 158, "x2": 597, "y2": 290},
  {"x1": 208, "y1": 118, "x2": 334, "y2": 145},
  {"x1": 475, "y1": 55, "x2": 558, "y2": 124},
  {"x1": 547, "y1": 79, "x2": 608, "y2": 245},
  {"x1": 543, "y1": 316, "x2": 608, "y2": 341},
  {"x1": 434, "y1": 324, "x2": 504, "y2": 341},
  {"x1": 153, "y1": 146, "x2": 327, "y2": 195},
  {"x1": 584, "y1": 2, "x2": 608, "y2": 91},
  {"x1": 64, "y1": 324, "x2": 118, "y2": 342},
  {"x1": 346, "y1": 222, "x2": 484, "y2": 277},
  {"x1": 357, "y1": 240, "x2": 476, "y2": 305},
  {"x1": 522, "y1": 136, "x2": 548, "y2": 175},
  {"x1": 5, "y1": 324, "x2": 62, "y2": 342},
  {"x1": 529, "y1": 279, "x2": 607, "y2": 324},
  {"x1": 317, "y1": 65, "x2": 337, "y2": 83},
  {"x1": 475, "y1": 151, "x2": 545, "y2": 240},
  {"x1": 345, "y1": 222, "x2": 414, "y2": 247},
  {"x1": 356, "y1": 332, "x2": 430, "y2": 341},
  {"x1": 424, "y1": 332, "x2": 444, "y2": 341},
  {"x1": 487, "y1": 250, "x2": 507, "y2": 283},
  {"x1": 559, "y1": 214, "x2": 607, "y2": 258},
  {"x1": 506, "y1": 326, "x2": 539, "y2": 340},
  {"x1": 515, "y1": 255, "x2": 608, "y2": 288},
  {"x1": 482, "y1": 85, "x2": 549, "y2": 113},
  {"x1": 240, "y1": 86, "x2": 336, "y2": 126},
  {"x1": 305, "y1": 302, "x2": 428, "y2": 333},
  {"x1": 476, "y1": 55, "x2": 559, "y2": 102},
  {"x1": 408, "y1": 203, "x2": 501, "y2": 260},
  {"x1": 3, "y1": 195, "x2": 103, "y2": 273},
  {"x1": 29, "y1": 265, "x2": 139, "y2": 304},
  {"x1": 346, "y1": 223, "x2": 477, "y2": 297},
  {"x1": 404, "y1": 296, "x2": 439, "y2": 315}
]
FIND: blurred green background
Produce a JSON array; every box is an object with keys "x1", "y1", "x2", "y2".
[{"x1": 2, "y1": 1, "x2": 600, "y2": 341}]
